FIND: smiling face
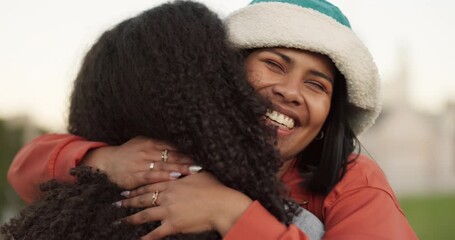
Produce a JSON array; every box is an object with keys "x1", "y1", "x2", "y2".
[{"x1": 245, "y1": 48, "x2": 336, "y2": 161}]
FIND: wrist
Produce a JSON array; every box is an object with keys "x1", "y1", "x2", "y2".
[{"x1": 79, "y1": 146, "x2": 111, "y2": 171}]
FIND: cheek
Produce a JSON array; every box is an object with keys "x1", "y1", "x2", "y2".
[
  {"x1": 246, "y1": 69, "x2": 271, "y2": 95},
  {"x1": 307, "y1": 96, "x2": 331, "y2": 127},
  {"x1": 245, "y1": 60, "x2": 270, "y2": 90},
  {"x1": 246, "y1": 71, "x2": 262, "y2": 89}
]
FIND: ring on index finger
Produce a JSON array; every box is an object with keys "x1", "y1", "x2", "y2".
[{"x1": 161, "y1": 149, "x2": 169, "y2": 163}]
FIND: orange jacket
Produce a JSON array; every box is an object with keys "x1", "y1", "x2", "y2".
[
  {"x1": 7, "y1": 134, "x2": 107, "y2": 203},
  {"x1": 8, "y1": 134, "x2": 418, "y2": 239},
  {"x1": 225, "y1": 156, "x2": 418, "y2": 239}
]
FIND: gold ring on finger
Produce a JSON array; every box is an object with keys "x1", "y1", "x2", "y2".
[
  {"x1": 151, "y1": 190, "x2": 160, "y2": 207},
  {"x1": 161, "y1": 149, "x2": 169, "y2": 163}
]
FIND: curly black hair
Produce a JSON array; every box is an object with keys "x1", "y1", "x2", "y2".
[{"x1": 1, "y1": 1, "x2": 298, "y2": 239}]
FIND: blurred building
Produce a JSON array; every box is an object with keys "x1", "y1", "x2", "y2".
[{"x1": 359, "y1": 50, "x2": 455, "y2": 196}]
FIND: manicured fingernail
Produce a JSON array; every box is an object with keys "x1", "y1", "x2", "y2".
[
  {"x1": 170, "y1": 172, "x2": 182, "y2": 179},
  {"x1": 113, "y1": 201, "x2": 122, "y2": 208},
  {"x1": 189, "y1": 165, "x2": 203, "y2": 174},
  {"x1": 120, "y1": 191, "x2": 130, "y2": 197}
]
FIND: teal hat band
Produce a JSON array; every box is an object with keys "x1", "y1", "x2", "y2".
[{"x1": 249, "y1": 0, "x2": 351, "y2": 28}]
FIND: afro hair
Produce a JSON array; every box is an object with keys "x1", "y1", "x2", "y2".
[{"x1": 1, "y1": 1, "x2": 298, "y2": 239}]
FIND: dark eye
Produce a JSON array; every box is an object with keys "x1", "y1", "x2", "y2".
[
  {"x1": 265, "y1": 60, "x2": 285, "y2": 73},
  {"x1": 305, "y1": 80, "x2": 327, "y2": 93}
]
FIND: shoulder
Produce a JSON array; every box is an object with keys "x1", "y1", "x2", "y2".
[
  {"x1": 340, "y1": 154, "x2": 392, "y2": 191},
  {"x1": 319, "y1": 155, "x2": 417, "y2": 238},
  {"x1": 324, "y1": 154, "x2": 400, "y2": 209}
]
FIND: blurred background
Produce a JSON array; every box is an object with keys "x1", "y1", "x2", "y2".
[{"x1": 1, "y1": 0, "x2": 454, "y2": 238}]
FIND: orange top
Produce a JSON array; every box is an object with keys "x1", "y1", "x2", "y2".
[
  {"x1": 225, "y1": 155, "x2": 418, "y2": 239},
  {"x1": 7, "y1": 134, "x2": 106, "y2": 203},
  {"x1": 8, "y1": 134, "x2": 418, "y2": 239}
]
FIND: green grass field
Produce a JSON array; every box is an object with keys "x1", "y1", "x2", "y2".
[{"x1": 399, "y1": 195, "x2": 455, "y2": 240}]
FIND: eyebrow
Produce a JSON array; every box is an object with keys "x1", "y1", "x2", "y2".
[
  {"x1": 263, "y1": 49, "x2": 334, "y2": 84},
  {"x1": 263, "y1": 49, "x2": 291, "y2": 64}
]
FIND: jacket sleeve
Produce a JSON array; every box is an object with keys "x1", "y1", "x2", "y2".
[
  {"x1": 224, "y1": 201, "x2": 310, "y2": 240},
  {"x1": 7, "y1": 134, "x2": 107, "y2": 203},
  {"x1": 323, "y1": 188, "x2": 418, "y2": 240}
]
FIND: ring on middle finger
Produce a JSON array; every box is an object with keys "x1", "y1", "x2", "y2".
[
  {"x1": 151, "y1": 190, "x2": 160, "y2": 207},
  {"x1": 161, "y1": 149, "x2": 169, "y2": 163}
]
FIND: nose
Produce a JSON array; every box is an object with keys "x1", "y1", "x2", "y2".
[{"x1": 271, "y1": 76, "x2": 304, "y2": 106}]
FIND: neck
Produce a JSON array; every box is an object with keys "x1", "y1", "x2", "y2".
[{"x1": 277, "y1": 158, "x2": 296, "y2": 179}]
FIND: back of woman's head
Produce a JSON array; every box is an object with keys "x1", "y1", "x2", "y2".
[
  {"x1": 68, "y1": 0, "x2": 289, "y2": 220},
  {"x1": 2, "y1": 1, "x2": 295, "y2": 239},
  {"x1": 69, "y1": 1, "x2": 241, "y2": 145}
]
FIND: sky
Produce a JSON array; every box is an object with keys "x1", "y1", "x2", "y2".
[{"x1": 1, "y1": 0, "x2": 454, "y2": 131}]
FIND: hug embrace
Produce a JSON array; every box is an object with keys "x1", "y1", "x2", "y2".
[{"x1": 3, "y1": 0, "x2": 417, "y2": 239}]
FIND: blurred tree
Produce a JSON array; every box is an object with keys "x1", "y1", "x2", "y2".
[{"x1": 0, "y1": 117, "x2": 47, "y2": 223}]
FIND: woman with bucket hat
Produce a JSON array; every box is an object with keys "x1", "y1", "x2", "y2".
[{"x1": 8, "y1": 0, "x2": 417, "y2": 239}]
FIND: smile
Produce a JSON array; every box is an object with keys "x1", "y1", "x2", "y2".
[{"x1": 265, "y1": 110, "x2": 295, "y2": 129}]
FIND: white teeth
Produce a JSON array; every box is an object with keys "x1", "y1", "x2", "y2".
[{"x1": 265, "y1": 110, "x2": 295, "y2": 129}]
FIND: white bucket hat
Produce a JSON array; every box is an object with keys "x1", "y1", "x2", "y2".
[{"x1": 225, "y1": 0, "x2": 381, "y2": 134}]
